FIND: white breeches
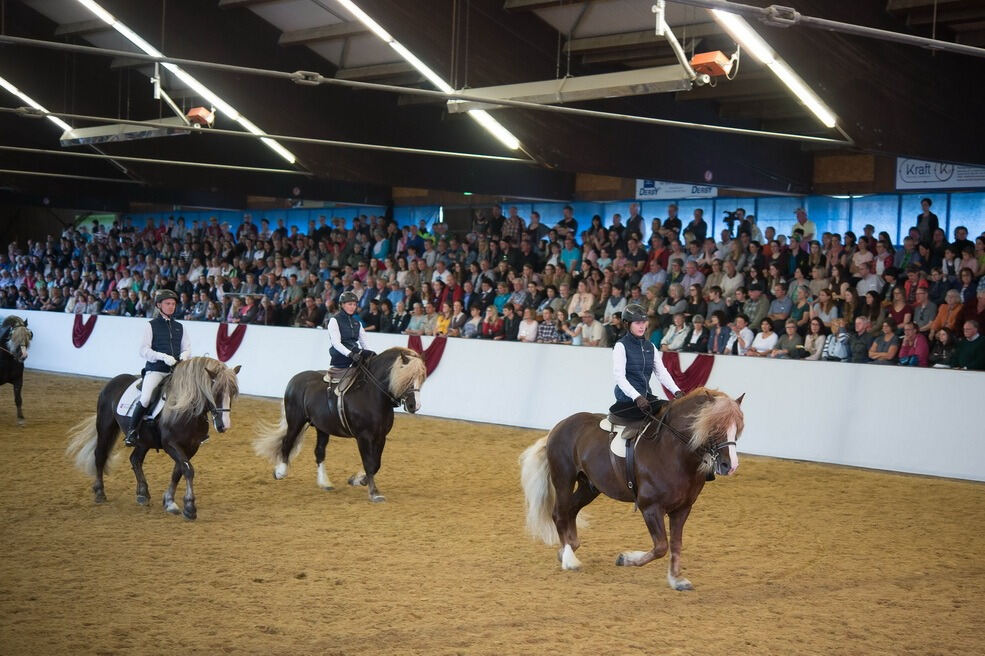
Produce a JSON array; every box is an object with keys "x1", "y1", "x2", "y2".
[{"x1": 140, "y1": 371, "x2": 167, "y2": 407}]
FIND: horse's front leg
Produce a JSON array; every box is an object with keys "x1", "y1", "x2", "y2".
[
  {"x1": 13, "y1": 380, "x2": 24, "y2": 425},
  {"x1": 130, "y1": 444, "x2": 151, "y2": 505},
  {"x1": 348, "y1": 434, "x2": 385, "y2": 502},
  {"x1": 616, "y1": 502, "x2": 668, "y2": 568},
  {"x1": 164, "y1": 443, "x2": 197, "y2": 520},
  {"x1": 666, "y1": 505, "x2": 694, "y2": 590},
  {"x1": 163, "y1": 461, "x2": 182, "y2": 515}
]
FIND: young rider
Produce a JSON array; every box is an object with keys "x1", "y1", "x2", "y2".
[{"x1": 611, "y1": 303, "x2": 683, "y2": 422}]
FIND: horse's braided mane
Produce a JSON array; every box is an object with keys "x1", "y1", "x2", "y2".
[{"x1": 681, "y1": 387, "x2": 744, "y2": 450}]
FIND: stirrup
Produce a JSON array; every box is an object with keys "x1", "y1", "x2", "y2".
[{"x1": 123, "y1": 428, "x2": 139, "y2": 447}]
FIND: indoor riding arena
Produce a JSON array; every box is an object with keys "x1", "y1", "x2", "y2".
[{"x1": 2, "y1": 1, "x2": 985, "y2": 654}]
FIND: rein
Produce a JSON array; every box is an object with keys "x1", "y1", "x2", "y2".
[
  {"x1": 353, "y1": 357, "x2": 418, "y2": 407},
  {"x1": 639, "y1": 403, "x2": 737, "y2": 456}
]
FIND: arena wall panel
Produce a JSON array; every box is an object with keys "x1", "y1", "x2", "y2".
[{"x1": 17, "y1": 310, "x2": 985, "y2": 482}]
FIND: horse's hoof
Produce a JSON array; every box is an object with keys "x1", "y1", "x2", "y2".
[
  {"x1": 320, "y1": 485, "x2": 335, "y2": 492},
  {"x1": 16, "y1": 419, "x2": 25, "y2": 427},
  {"x1": 348, "y1": 473, "x2": 367, "y2": 486},
  {"x1": 616, "y1": 554, "x2": 626, "y2": 566},
  {"x1": 183, "y1": 509, "x2": 197, "y2": 521},
  {"x1": 165, "y1": 501, "x2": 181, "y2": 515},
  {"x1": 136, "y1": 495, "x2": 149, "y2": 506},
  {"x1": 369, "y1": 494, "x2": 386, "y2": 503},
  {"x1": 672, "y1": 579, "x2": 694, "y2": 591},
  {"x1": 94, "y1": 494, "x2": 107, "y2": 504}
]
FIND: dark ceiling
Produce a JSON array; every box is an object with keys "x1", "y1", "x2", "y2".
[{"x1": 1, "y1": 0, "x2": 983, "y2": 211}]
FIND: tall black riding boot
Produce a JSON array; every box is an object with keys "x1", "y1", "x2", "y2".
[{"x1": 124, "y1": 403, "x2": 148, "y2": 447}]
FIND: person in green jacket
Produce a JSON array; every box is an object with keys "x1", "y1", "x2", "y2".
[{"x1": 950, "y1": 320, "x2": 985, "y2": 370}]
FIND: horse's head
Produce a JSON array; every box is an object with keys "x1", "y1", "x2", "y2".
[
  {"x1": 163, "y1": 358, "x2": 240, "y2": 434},
  {"x1": 384, "y1": 348, "x2": 427, "y2": 414},
  {"x1": 205, "y1": 361, "x2": 241, "y2": 433},
  {"x1": 685, "y1": 390, "x2": 745, "y2": 477},
  {"x1": 7, "y1": 322, "x2": 32, "y2": 362}
]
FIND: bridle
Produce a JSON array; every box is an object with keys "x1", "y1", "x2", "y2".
[
  {"x1": 639, "y1": 403, "x2": 737, "y2": 459},
  {"x1": 353, "y1": 358, "x2": 420, "y2": 410}
]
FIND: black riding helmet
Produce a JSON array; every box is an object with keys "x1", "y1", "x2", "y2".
[
  {"x1": 339, "y1": 291, "x2": 358, "y2": 305},
  {"x1": 623, "y1": 303, "x2": 647, "y2": 324},
  {"x1": 154, "y1": 289, "x2": 178, "y2": 304}
]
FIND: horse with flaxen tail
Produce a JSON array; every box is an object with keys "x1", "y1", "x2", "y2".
[
  {"x1": 254, "y1": 347, "x2": 426, "y2": 503},
  {"x1": 66, "y1": 357, "x2": 240, "y2": 520},
  {"x1": 520, "y1": 388, "x2": 744, "y2": 590},
  {"x1": 0, "y1": 316, "x2": 33, "y2": 425}
]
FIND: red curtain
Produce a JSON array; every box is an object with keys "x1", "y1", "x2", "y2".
[
  {"x1": 659, "y1": 352, "x2": 715, "y2": 398},
  {"x1": 407, "y1": 335, "x2": 447, "y2": 376},
  {"x1": 216, "y1": 323, "x2": 247, "y2": 362},
  {"x1": 72, "y1": 314, "x2": 97, "y2": 348}
]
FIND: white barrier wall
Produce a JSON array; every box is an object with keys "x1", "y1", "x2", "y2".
[{"x1": 14, "y1": 310, "x2": 985, "y2": 481}]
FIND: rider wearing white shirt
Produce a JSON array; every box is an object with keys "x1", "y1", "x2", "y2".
[{"x1": 611, "y1": 304, "x2": 682, "y2": 422}]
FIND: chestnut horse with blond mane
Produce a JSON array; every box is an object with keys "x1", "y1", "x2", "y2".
[{"x1": 520, "y1": 388, "x2": 744, "y2": 590}]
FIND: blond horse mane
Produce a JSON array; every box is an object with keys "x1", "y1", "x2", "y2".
[
  {"x1": 8, "y1": 325, "x2": 31, "y2": 349},
  {"x1": 160, "y1": 356, "x2": 239, "y2": 423},
  {"x1": 683, "y1": 387, "x2": 745, "y2": 451},
  {"x1": 385, "y1": 347, "x2": 427, "y2": 397}
]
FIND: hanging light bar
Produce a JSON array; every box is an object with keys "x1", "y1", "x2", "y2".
[
  {"x1": 74, "y1": 0, "x2": 298, "y2": 164},
  {"x1": 0, "y1": 74, "x2": 74, "y2": 133},
  {"x1": 335, "y1": 0, "x2": 521, "y2": 151},
  {"x1": 710, "y1": 9, "x2": 837, "y2": 129}
]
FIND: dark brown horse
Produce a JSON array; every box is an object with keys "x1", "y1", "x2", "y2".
[
  {"x1": 0, "y1": 316, "x2": 32, "y2": 425},
  {"x1": 66, "y1": 357, "x2": 241, "y2": 520},
  {"x1": 254, "y1": 347, "x2": 426, "y2": 503},
  {"x1": 520, "y1": 388, "x2": 744, "y2": 590}
]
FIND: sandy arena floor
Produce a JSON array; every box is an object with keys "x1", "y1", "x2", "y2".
[{"x1": 0, "y1": 370, "x2": 983, "y2": 655}]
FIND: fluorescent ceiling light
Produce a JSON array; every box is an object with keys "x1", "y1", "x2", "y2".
[
  {"x1": 74, "y1": 0, "x2": 296, "y2": 164},
  {"x1": 0, "y1": 74, "x2": 74, "y2": 133},
  {"x1": 336, "y1": 0, "x2": 521, "y2": 151},
  {"x1": 710, "y1": 9, "x2": 837, "y2": 129}
]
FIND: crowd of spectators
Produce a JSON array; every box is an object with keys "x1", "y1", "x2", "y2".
[{"x1": 2, "y1": 196, "x2": 984, "y2": 370}]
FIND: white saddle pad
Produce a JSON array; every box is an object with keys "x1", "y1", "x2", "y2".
[
  {"x1": 599, "y1": 418, "x2": 629, "y2": 458},
  {"x1": 116, "y1": 379, "x2": 166, "y2": 419}
]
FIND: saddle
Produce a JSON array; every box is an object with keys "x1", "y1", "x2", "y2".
[
  {"x1": 117, "y1": 374, "x2": 169, "y2": 420},
  {"x1": 322, "y1": 367, "x2": 359, "y2": 396}
]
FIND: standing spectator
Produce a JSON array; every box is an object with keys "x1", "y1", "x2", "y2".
[{"x1": 915, "y1": 198, "x2": 939, "y2": 244}]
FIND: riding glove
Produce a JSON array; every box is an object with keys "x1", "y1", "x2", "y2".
[{"x1": 634, "y1": 396, "x2": 650, "y2": 411}]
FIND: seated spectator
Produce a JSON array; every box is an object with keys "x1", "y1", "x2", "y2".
[
  {"x1": 480, "y1": 305, "x2": 503, "y2": 339},
  {"x1": 684, "y1": 284, "x2": 707, "y2": 323},
  {"x1": 848, "y1": 316, "x2": 874, "y2": 363},
  {"x1": 819, "y1": 317, "x2": 850, "y2": 362},
  {"x1": 706, "y1": 311, "x2": 731, "y2": 354},
  {"x1": 681, "y1": 314, "x2": 709, "y2": 353},
  {"x1": 868, "y1": 319, "x2": 900, "y2": 364},
  {"x1": 723, "y1": 314, "x2": 754, "y2": 356},
  {"x1": 205, "y1": 301, "x2": 222, "y2": 322},
  {"x1": 929, "y1": 328, "x2": 957, "y2": 366},
  {"x1": 956, "y1": 267, "x2": 977, "y2": 304},
  {"x1": 390, "y1": 301, "x2": 411, "y2": 334},
  {"x1": 404, "y1": 302, "x2": 428, "y2": 336},
  {"x1": 803, "y1": 317, "x2": 827, "y2": 360},
  {"x1": 500, "y1": 304, "x2": 521, "y2": 341},
  {"x1": 434, "y1": 302, "x2": 453, "y2": 335},
  {"x1": 492, "y1": 281, "x2": 511, "y2": 314},
  {"x1": 771, "y1": 319, "x2": 804, "y2": 358},
  {"x1": 660, "y1": 313, "x2": 689, "y2": 352},
  {"x1": 930, "y1": 289, "x2": 965, "y2": 335},
  {"x1": 746, "y1": 319, "x2": 779, "y2": 357},
  {"x1": 886, "y1": 287, "x2": 913, "y2": 332},
  {"x1": 950, "y1": 320, "x2": 985, "y2": 370},
  {"x1": 517, "y1": 308, "x2": 539, "y2": 343},
  {"x1": 604, "y1": 284, "x2": 628, "y2": 323},
  {"x1": 462, "y1": 305, "x2": 483, "y2": 338},
  {"x1": 862, "y1": 291, "x2": 886, "y2": 337},
  {"x1": 855, "y1": 261, "x2": 884, "y2": 297},
  {"x1": 447, "y1": 300, "x2": 468, "y2": 337},
  {"x1": 604, "y1": 311, "x2": 626, "y2": 346},
  {"x1": 565, "y1": 311, "x2": 605, "y2": 347},
  {"x1": 101, "y1": 289, "x2": 123, "y2": 316},
  {"x1": 912, "y1": 287, "x2": 937, "y2": 336},
  {"x1": 898, "y1": 321, "x2": 929, "y2": 367},
  {"x1": 656, "y1": 283, "x2": 686, "y2": 329},
  {"x1": 766, "y1": 282, "x2": 793, "y2": 332},
  {"x1": 422, "y1": 302, "x2": 439, "y2": 336},
  {"x1": 566, "y1": 280, "x2": 595, "y2": 318}
]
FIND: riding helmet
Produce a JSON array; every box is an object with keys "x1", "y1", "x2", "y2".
[
  {"x1": 339, "y1": 291, "x2": 359, "y2": 304},
  {"x1": 154, "y1": 289, "x2": 178, "y2": 304},
  {"x1": 623, "y1": 303, "x2": 647, "y2": 324}
]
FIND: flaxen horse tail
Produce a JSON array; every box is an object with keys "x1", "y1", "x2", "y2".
[
  {"x1": 253, "y1": 403, "x2": 306, "y2": 472},
  {"x1": 66, "y1": 414, "x2": 116, "y2": 478},
  {"x1": 520, "y1": 436, "x2": 561, "y2": 545}
]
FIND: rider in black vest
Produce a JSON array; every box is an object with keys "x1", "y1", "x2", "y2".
[
  {"x1": 327, "y1": 291, "x2": 374, "y2": 371},
  {"x1": 125, "y1": 289, "x2": 190, "y2": 446},
  {"x1": 611, "y1": 303, "x2": 683, "y2": 422}
]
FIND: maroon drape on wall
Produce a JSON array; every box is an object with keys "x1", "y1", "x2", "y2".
[
  {"x1": 72, "y1": 314, "x2": 97, "y2": 348},
  {"x1": 216, "y1": 323, "x2": 247, "y2": 362},
  {"x1": 659, "y1": 352, "x2": 715, "y2": 398},
  {"x1": 407, "y1": 335, "x2": 447, "y2": 376}
]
